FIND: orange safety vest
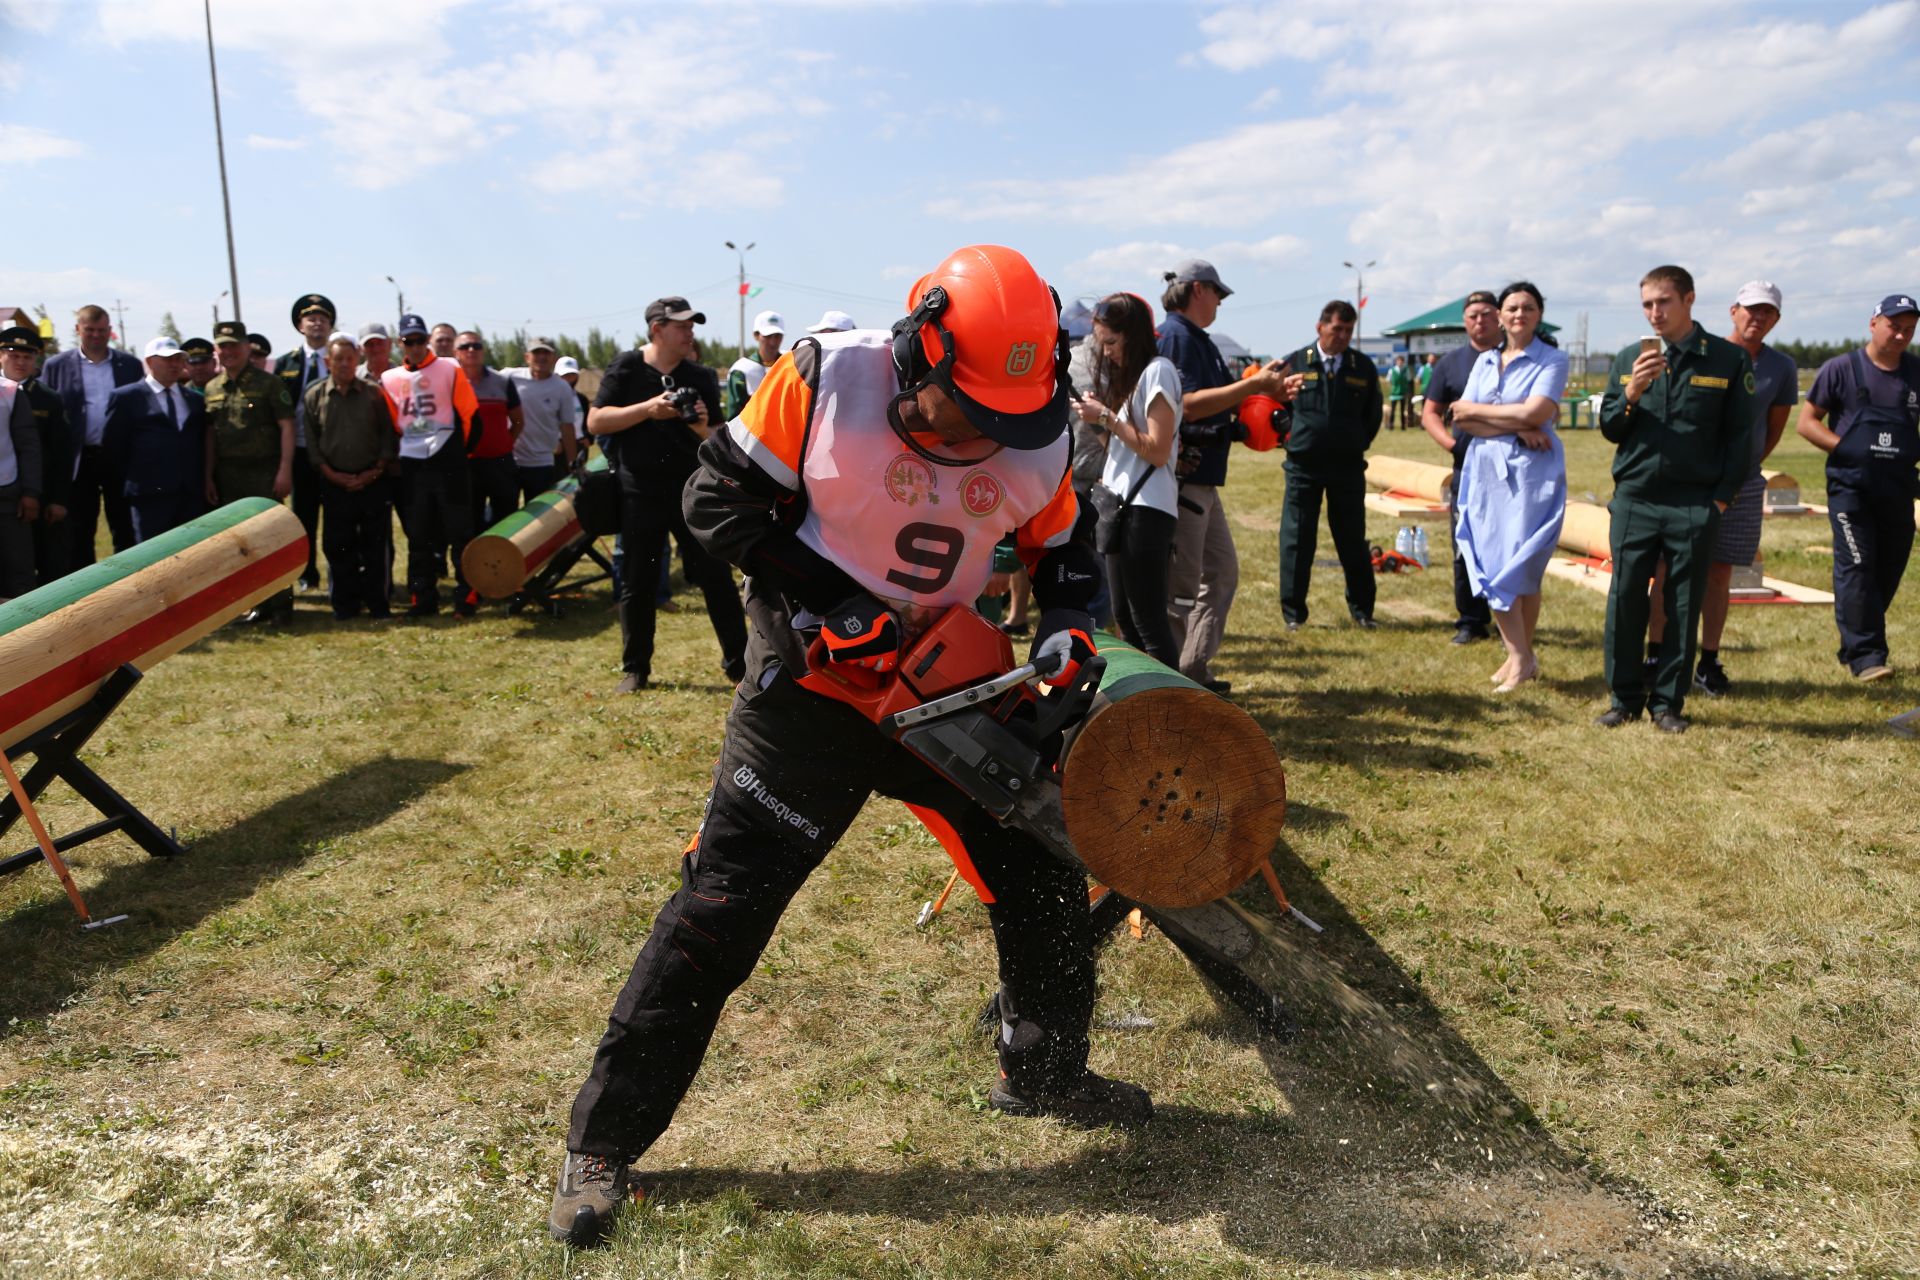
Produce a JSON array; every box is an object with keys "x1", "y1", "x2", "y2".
[{"x1": 381, "y1": 354, "x2": 476, "y2": 460}]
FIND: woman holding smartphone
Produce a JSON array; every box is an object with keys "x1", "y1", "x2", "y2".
[
  {"x1": 1451, "y1": 281, "x2": 1570, "y2": 692},
  {"x1": 1077, "y1": 293, "x2": 1183, "y2": 664}
]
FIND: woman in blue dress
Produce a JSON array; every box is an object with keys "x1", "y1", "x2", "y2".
[{"x1": 1451, "y1": 282, "x2": 1570, "y2": 692}]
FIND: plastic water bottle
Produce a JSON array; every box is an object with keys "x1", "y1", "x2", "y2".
[
  {"x1": 1394, "y1": 526, "x2": 1414, "y2": 559},
  {"x1": 1411, "y1": 526, "x2": 1430, "y2": 568}
]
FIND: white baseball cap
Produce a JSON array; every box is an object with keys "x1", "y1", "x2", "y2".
[
  {"x1": 554, "y1": 356, "x2": 580, "y2": 375},
  {"x1": 144, "y1": 336, "x2": 184, "y2": 358},
  {"x1": 1733, "y1": 280, "x2": 1783, "y2": 310},
  {"x1": 752, "y1": 310, "x2": 787, "y2": 337},
  {"x1": 806, "y1": 309, "x2": 856, "y2": 333}
]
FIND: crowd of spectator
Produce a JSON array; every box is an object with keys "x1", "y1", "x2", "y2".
[{"x1": 1, "y1": 265, "x2": 1913, "y2": 731}]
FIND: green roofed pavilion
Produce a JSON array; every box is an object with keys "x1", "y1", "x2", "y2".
[{"x1": 1381, "y1": 296, "x2": 1560, "y2": 339}]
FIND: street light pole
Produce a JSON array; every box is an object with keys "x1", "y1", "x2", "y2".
[
  {"x1": 204, "y1": 0, "x2": 243, "y2": 327},
  {"x1": 385, "y1": 276, "x2": 406, "y2": 327},
  {"x1": 1342, "y1": 258, "x2": 1376, "y2": 338},
  {"x1": 212, "y1": 290, "x2": 228, "y2": 328},
  {"x1": 724, "y1": 239, "x2": 755, "y2": 358}
]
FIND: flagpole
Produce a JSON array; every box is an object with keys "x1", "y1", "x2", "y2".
[
  {"x1": 725, "y1": 239, "x2": 755, "y2": 358},
  {"x1": 205, "y1": 0, "x2": 243, "y2": 327}
]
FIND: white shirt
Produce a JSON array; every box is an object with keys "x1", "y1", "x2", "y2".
[
  {"x1": 1096, "y1": 356, "x2": 1182, "y2": 517},
  {"x1": 1316, "y1": 343, "x2": 1342, "y2": 380},
  {"x1": 142, "y1": 375, "x2": 190, "y2": 430},
  {"x1": 501, "y1": 368, "x2": 580, "y2": 465},
  {"x1": 79, "y1": 351, "x2": 117, "y2": 446}
]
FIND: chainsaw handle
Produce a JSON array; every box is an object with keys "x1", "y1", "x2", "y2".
[{"x1": 1033, "y1": 653, "x2": 1105, "y2": 745}]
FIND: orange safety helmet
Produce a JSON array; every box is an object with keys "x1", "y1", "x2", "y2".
[
  {"x1": 1236, "y1": 364, "x2": 1284, "y2": 451},
  {"x1": 893, "y1": 244, "x2": 1069, "y2": 450}
]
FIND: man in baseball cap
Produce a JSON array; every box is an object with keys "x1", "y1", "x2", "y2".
[
  {"x1": 1165, "y1": 258, "x2": 1233, "y2": 299},
  {"x1": 1797, "y1": 291, "x2": 1920, "y2": 681},
  {"x1": 99, "y1": 336, "x2": 204, "y2": 543},
  {"x1": 724, "y1": 309, "x2": 786, "y2": 418},
  {"x1": 806, "y1": 309, "x2": 857, "y2": 334},
  {"x1": 357, "y1": 321, "x2": 395, "y2": 381}
]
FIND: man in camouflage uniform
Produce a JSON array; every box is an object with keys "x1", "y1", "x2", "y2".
[{"x1": 205, "y1": 319, "x2": 297, "y2": 622}]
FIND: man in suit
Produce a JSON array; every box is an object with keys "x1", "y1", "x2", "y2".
[
  {"x1": 101, "y1": 338, "x2": 208, "y2": 543},
  {"x1": 40, "y1": 304, "x2": 144, "y2": 567},
  {"x1": 273, "y1": 292, "x2": 335, "y2": 590},
  {"x1": 0, "y1": 325, "x2": 73, "y2": 587}
]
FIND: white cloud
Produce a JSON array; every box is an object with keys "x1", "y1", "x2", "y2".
[
  {"x1": 0, "y1": 123, "x2": 83, "y2": 163},
  {"x1": 100, "y1": 0, "x2": 827, "y2": 204},
  {"x1": 937, "y1": 1, "x2": 1920, "y2": 341},
  {"x1": 1193, "y1": 8, "x2": 1351, "y2": 71},
  {"x1": 0, "y1": 0, "x2": 55, "y2": 33},
  {"x1": 244, "y1": 134, "x2": 307, "y2": 152}
]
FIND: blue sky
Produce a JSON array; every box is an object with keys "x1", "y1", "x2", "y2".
[{"x1": 6, "y1": 0, "x2": 1919, "y2": 361}]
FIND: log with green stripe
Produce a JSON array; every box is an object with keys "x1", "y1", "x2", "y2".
[
  {"x1": 1058, "y1": 632, "x2": 1287, "y2": 909},
  {"x1": 0, "y1": 499, "x2": 307, "y2": 751},
  {"x1": 461, "y1": 457, "x2": 607, "y2": 600}
]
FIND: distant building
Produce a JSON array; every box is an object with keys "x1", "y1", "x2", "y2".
[{"x1": 1380, "y1": 296, "x2": 1559, "y2": 356}]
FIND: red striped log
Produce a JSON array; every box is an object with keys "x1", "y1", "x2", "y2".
[{"x1": 0, "y1": 499, "x2": 306, "y2": 752}]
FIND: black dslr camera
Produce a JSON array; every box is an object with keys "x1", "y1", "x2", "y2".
[{"x1": 664, "y1": 385, "x2": 704, "y2": 423}]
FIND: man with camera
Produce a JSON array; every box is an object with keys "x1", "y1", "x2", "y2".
[{"x1": 587, "y1": 297, "x2": 747, "y2": 693}]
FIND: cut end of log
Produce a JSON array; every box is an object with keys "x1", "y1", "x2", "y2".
[{"x1": 1061, "y1": 685, "x2": 1285, "y2": 908}]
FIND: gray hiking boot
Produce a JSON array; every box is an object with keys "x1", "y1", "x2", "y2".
[
  {"x1": 989, "y1": 1070, "x2": 1153, "y2": 1129},
  {"x1": 549, "y1": 1150, "x2": 640, "y2": 1246}
]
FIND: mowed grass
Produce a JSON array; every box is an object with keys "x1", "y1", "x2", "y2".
[{"x1": 1, "y1": 428, "x2": 1915, "y2": 1279}]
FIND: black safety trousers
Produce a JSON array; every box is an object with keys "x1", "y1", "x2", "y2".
[{"x1": 566, "y1": 665, "x2": 1097, "y2": 1161}]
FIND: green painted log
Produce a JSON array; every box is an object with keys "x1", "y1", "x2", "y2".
[
  {"x1": 1058, "y1": 632, "x2": 1287, "y2": 908},
  {"x1": 461, "y1": 457, "x2": 609, "y2": 599},
  {"x1": 0, "y1": 499, "x2": 307, "y2": 751}
]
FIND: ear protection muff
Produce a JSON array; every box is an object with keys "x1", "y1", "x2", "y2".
[{"x1": 890, "y1": 285, "x2": 949, "y2": 388}]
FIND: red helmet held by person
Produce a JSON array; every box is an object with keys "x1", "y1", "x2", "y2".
[{"x1": 893, "y1": 245, "x2": 1070, "y2": 450}]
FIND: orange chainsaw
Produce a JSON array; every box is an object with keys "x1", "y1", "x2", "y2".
[{"x1": 800, "y1": 606, "x2": 1312, "y2": 1039}]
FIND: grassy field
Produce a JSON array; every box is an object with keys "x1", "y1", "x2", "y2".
[{"x1": 2, "y1": 428, "x2": 1915, "y2": 1279}]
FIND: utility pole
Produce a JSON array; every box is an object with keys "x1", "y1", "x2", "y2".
[
  {"x1": 204, "y1": 0, "x2": 243, "y2": 327},
  {"x1": 212, "y1": 290, "x2": 229, "y2": 329},
  {"x1": 725, "y1": 239, "x2": 755, "y2": 358},
  {"x1": 385, "y1": 276, "x2": 407, "y2": 326},
  {"x1": 112, "y1": 300, "x2": 129, "y2": 350},
  {"x1": 1342, "y1": 258, "x2": 1376, "y2": 338}
]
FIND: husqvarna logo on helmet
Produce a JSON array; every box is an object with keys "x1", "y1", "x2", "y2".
[{"x1": 1005, "y1": 341, "x2": 1038, "y2": 377}]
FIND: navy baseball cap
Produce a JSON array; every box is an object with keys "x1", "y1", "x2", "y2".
[
  {"x1": 1874, "y1": 293, "x2": 1918, "y2": 319},
  {"x1": 397, "y1": 313, "x2": 430, "y2": 338}
]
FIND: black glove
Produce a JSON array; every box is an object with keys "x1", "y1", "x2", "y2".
[
  {"x1": 819, "y1": 594, "x2": 902, "y2": 673},
  {"x1": 1030, "y1": 608, "x2": 1096, "y2": 688}
]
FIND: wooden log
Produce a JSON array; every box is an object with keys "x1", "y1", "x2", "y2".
[
  {"x1": 1059, "y1": 634, "x2": 1285, "y2": 909},
  {"x1": 1364, "y1": 453, "x2": 1453, "y2": 505},
  {"x1": 461, "y1": 458, "x2": 613, "y2": 600},
  {"x1": 1759, "y1": 469, "x2": 1804, "y2": 514},
  {"x1": 1558, "y1": 499, "x2": 1612, "y2": 561},
  {"x1": 0, "y1": 499, "x2": 306, "y2": 753}
]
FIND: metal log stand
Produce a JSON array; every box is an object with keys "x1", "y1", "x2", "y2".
[
  {"x1": 0, "y1": 664, "x2": 183, "y2": 878},
  {"x1": 510, "y1": 538, "x2": 613, "y2": 618}
]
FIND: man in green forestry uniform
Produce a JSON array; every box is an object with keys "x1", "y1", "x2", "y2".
[
  {"x1": 1277, "y1": 299, "x2": 1383, "y2": 630},
  {"x1": 204, "y1": 319, "x2": 297, "y2": 622},
  {"x1": 1596, "y1": 264, "x2": 1756, "y2": 734}
]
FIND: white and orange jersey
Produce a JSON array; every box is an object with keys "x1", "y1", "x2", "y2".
[
  {"x1": 379, "y1": 354, "x2": 480, "y2": 460},
  {"x1": 729, "y1": 330, "x2": 1076, "y2": 627}
]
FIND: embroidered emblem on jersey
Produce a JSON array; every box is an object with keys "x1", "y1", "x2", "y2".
[
  {"x1": 960, "y1": 469, "x2": 1005, "y2": 518},
  {"x1": 1745, "y1": 372, "x2": 1757, "y2": 393},
  {"x1": 883, "y1": 453, "x2": 939, "y2": 507},
  {"x1": 1005, "y1": 342, "x2": 1037, "y2": 377}
]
